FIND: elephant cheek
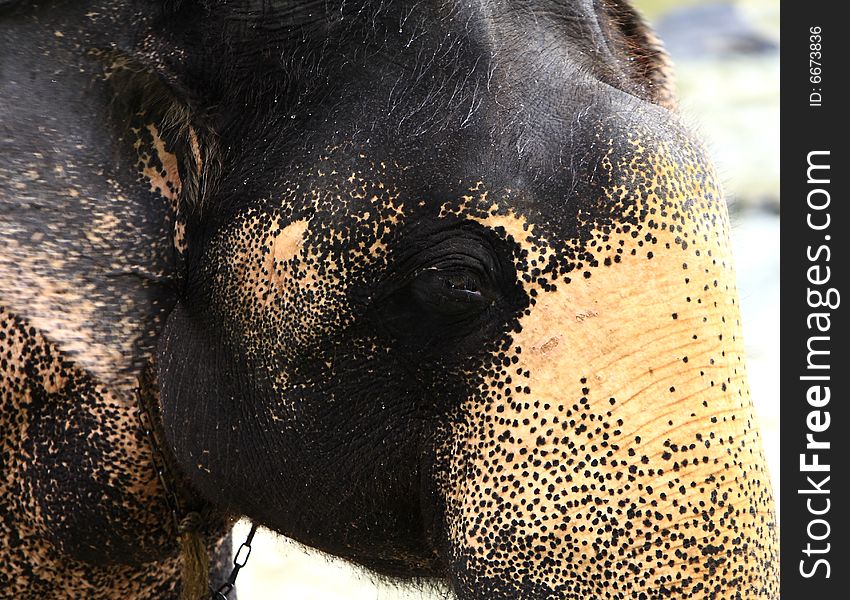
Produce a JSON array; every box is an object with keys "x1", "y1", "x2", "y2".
[{"x1": 436, "y1": 222, "x2": 779, "y2": 598}]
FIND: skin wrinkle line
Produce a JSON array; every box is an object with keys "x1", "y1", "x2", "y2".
[
  {"x1": 589, "y1": 323, "x2": 730, "y2": 376},
  {"x1": 602, "y1": 370, "x2": 715, "y2": 412},
  {"x1": 597, "y1": 342, "x2": 743, "y2": 390},
  {"x1": 616, "y1": 404, "x2": 756, "y2": 457},
  {"x1": 648, "y1": 373, "x2": 750, "y2": 413}
]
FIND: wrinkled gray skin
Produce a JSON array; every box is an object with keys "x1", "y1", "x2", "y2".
[{"x1": 1, "y1": 1, "x2": 778, "y2": 598}]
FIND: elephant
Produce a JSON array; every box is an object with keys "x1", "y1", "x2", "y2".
[{"x1": 0, "y1": 0, "x2": 779, "y2": 598}]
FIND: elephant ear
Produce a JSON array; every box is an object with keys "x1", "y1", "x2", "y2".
[
  {"x1": 595, "y1": 0, "x2": 677, "y2": 110},
  {"x1": 104, "y1": 55, "x2": 220, "y2": 255},
  {"x1": 0, "y1": 6, "x2": 215, "y2": 389}
]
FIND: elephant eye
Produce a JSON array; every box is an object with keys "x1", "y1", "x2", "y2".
[{"x1": 410, "y1": 268, "x2": 492, "y2": 317}]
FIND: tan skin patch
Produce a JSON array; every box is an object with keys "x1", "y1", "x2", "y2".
[
  {"x1": 228, "y1": 216, "x2": 310, "y2": 308},
  {"x1": 139, "y1": 124, "x2": 181, "y2": 202},
  {"x1": 266, "y1": 219, "x2": 310, "y2": 302},
  {"x1": 135, "y1": 122, "x2": 188, "y2": 254},
  {"x1": 270, "y1": 219, "x2": 309, "y2": 264},
  {"x1": 187, "y1": 125, "x2": 203, "y2": 180}
]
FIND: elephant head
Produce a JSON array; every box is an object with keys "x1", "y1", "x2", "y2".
[{"x1": 132, "y1": 0, "x2": 780, "y2": 597}]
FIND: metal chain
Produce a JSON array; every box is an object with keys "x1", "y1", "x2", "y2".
[
  {"x1": 135, "y1": 384, "x2": 258, "y2": 599},
  {"x1": 211, "y1": 522, "x2": 259, "y2": 599}
]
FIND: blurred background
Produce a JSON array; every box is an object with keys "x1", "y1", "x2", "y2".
[{"x1": 232, "y1": 1, "x2": 780, "y2": 596}]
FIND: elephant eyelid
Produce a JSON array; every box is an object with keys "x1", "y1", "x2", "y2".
[{"x1": 411, "y1": 267, "x2": 495, "y2": 316}]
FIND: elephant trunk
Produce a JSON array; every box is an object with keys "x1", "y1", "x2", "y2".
[{"x1": 434, "y1": 144, "x2": 779, "y2": 598}]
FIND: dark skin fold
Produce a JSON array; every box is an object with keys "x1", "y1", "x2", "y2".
[{"x1": 1, "y1": 1, "x2": 778, "y2": 598}]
